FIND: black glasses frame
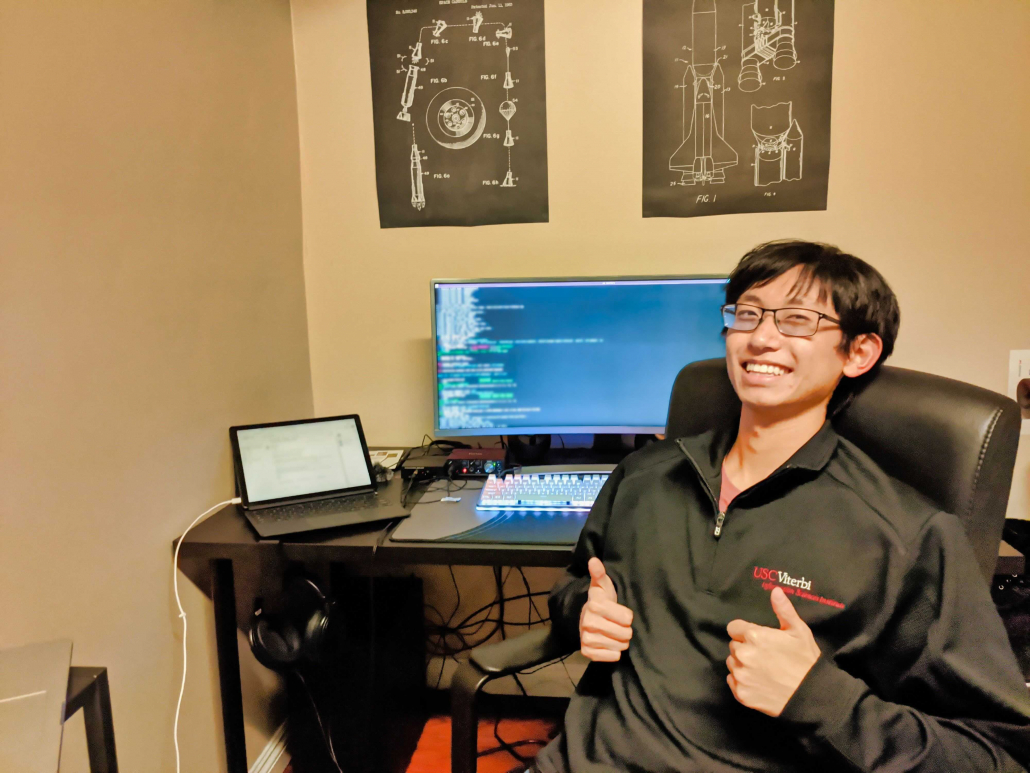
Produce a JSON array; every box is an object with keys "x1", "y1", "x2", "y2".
[{"x1": 721, "y1": 303, "x2": 841, "y2": 338}]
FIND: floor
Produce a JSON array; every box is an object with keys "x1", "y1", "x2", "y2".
[{"x1": 283, "y1": 713, "x2": 559, "y2": 773}]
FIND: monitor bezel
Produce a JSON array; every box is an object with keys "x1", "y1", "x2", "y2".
[{"x1": 430, "y1": 274, "x2": 728, "y2": 437}]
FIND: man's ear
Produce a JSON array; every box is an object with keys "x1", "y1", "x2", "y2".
[{"x1": 842, "y1": 333, "x2": 883, "y2": 379}]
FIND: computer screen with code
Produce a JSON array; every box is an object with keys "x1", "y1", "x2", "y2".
[{"x1": 432, "y1": 277, "x2": 728, "y2": 435}]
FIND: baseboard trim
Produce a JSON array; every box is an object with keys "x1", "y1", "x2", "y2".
[{"x1": 249, "y1": 723, "x2": 290, "y2": 773}]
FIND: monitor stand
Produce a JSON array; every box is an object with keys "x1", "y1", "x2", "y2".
[{"x1": 505, "y1": 434, "x2": 658, "y2": 467}]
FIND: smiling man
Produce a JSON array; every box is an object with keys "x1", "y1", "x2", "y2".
[{"x1": 535, "y1": 241, "x2": 1030, "y2": 772}]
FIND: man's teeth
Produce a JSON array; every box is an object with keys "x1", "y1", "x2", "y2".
[{"x1": 746, "y1": 363, "x2": 788, "y2": 375}]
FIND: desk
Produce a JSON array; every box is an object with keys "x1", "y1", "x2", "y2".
[
  {"x1": 175, "y1": 474, "x2": 572, "y2": 773},
  {"x1": 176, "y1": 472, "x2": 1026, "y2": 773}
]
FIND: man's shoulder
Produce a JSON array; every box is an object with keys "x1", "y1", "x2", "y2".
[
  {"x1": 615, "y1": 438, "x2": 688, "y2": 480},
  {"x1": 823, "y1": 435, "x2": 944, "y2": 546}
]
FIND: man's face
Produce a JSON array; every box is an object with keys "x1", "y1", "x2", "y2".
[{"x1": 725, "y1": 266, "x2": 851, "y2": 417}]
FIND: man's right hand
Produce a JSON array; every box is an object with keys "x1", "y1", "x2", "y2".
[{"x1": 578, "y1": 557, "x2": 634, "y2": 662}]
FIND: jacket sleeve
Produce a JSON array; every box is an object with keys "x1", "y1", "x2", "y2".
[
  {"x1": 780, "y1": 511, "x2": 1030, "y2": 772},
  {"x1": 548, "y1": 463, "x2": 626, "y2": 649}
]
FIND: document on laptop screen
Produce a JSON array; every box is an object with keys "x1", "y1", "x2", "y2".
[{"x1": 237, "y1": 418, "x2": 372, "y2": 503}]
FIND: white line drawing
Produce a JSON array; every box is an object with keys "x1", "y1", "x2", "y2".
[
  {"x1": 670, "y1": 0, "x2": 738, "y2": 185},
  {"x1": 396, "y1": 12, "x2": 520, "y2": 209},
  {"x1": 751, "y1": 101, "x2": 802, "y2": 186},
  {"x1": 426, "y1": 87, "x2": 487, "y2": 149},
  {"x1": 738, "y1": 0, "x2": 798, "y2": 93},
  {"x1": 410, "y1": 143, "x2": 426, "y2": 209},
  {"x1": 500, "y1": 100, "x2": 516, "y2": 148},
  {"x1": 499, "y1": 34, "x2": 517, "y2": 186},
  {"x1": 397, "y1": 64, "x2": 418, "y2": 122}
]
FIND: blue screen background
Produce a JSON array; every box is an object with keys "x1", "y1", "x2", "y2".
[{"x1": 435, "y1": 279, "x2": 728, "y2": 432}]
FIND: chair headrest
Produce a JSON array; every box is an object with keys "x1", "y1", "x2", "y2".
[{"x1": 665, "y1": 358, "x2": 1021, "y2": 579}]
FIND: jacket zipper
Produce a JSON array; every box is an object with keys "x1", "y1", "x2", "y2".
[
  {"x1": 676, "y1": 439, "x2": 724, "y2": 538},
  {"x1": 713, "y1": 511, "x2": 727, "y2": 538},
  {"x1": 676, "y1": 438, "x2": 796, "y2": 540}
]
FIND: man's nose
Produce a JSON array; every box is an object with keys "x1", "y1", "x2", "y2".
[{"x1": 748, "y1": 311, "x2": 781, "y2": 346}]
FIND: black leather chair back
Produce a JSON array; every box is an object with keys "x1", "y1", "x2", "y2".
[{"x1": 665, "y1": 359, "x2": 1021, "y2": 581}]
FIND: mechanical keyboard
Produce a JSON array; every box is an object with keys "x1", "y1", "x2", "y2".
[{"x1": 477, "y1": 470, "x2": 609, "y2": 512}]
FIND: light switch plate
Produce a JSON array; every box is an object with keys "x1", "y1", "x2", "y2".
[{"x1": 1009, "y1": 349, "x2": 1030, "y2": 435}]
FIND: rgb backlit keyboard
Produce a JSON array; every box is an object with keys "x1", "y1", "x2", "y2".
[{"x1": 477, "y1": 471, "x2": 609, "y2": 512}]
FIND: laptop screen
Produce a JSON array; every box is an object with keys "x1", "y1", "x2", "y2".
[{"x1": 234, "y1": 416, "x2": 373, "y2": 505}]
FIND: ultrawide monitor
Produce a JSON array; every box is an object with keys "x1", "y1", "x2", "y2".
[{"x1": 432, "y1": 276, "x2": 728, "y2": 436}]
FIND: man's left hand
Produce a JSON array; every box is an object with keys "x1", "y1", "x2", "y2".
[{"x1": 725, "y1": 587, "x2": 821, "y2": 717}]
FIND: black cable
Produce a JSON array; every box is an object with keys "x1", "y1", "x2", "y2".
[
  {"x1": 517, "y1": 567, "x2": 548, "y2": 626},
  {"x1": 495, "y1": 566, "x2": 506, "y2": 640},
  {"x1": 515, "y1": 654, "x2": 575, "y2": 676},
  {"x1": 446, "y1": 565, "x2": 461, "y2": 625},
  {"x1": 483, "y1": 713, "x2": 545, "y2": 765},
  {"x1": 511, "y1": 672, "x2": 528, "y2": 696},
  {"x1": 436, "y1": 589, "x2": 547, "y2": 634},
  {"x1": 399, "y1": 475, "x2": 418, "y2": 508},
  {"x1": 293, "y1": 670, "x2": 344, "y2": 773},
  {"x1": 372, "y1": 517, "x2": 401, "y2": 554},
  {"x1": 424, "y1": 570, "x2": 530, "y2": 658}
]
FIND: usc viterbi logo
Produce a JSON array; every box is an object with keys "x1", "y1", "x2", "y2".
[{"x1": 752, "y1": 566, "x2": 845, "y2": 610}]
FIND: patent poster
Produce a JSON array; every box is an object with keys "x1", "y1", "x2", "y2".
[
  {"x1": 643, "y1": 0, "x2": 834, "y2": 218},
  {"x1": 366, "y1": 0, "x2": 549, "y2": 228}
]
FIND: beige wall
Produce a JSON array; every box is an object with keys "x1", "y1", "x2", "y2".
[
  {"x1": 292, "y1": 0, "x2": 1030, "y2": 515},
  {"x1": 1, "y1": 1, "x2": 311, "y2": 771},
  {"x1": 2, "y1": 0, "x2": 1027, "y2": 770}
]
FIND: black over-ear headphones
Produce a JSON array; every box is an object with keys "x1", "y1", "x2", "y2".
[{"x1": 248, "y1": 574, "x2": 334, "y2": 671}]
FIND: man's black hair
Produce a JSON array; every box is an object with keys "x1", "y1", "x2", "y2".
[{"x1": 726, "y1": 240, "x2": 901, "y2": 413}]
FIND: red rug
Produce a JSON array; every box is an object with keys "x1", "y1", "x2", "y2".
[
  {"x1": 283, "y1": 714, "x2": 559, "y2": 773},
  {"x1": 407, "y1": 714, "x2": 558, "y2": 773}
]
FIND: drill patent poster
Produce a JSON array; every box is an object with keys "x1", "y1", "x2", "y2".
[
  {"x1": 643, "y1": 0, "x2": 834, "y2": 218},
  {"x1": 366, "y1": 0, "x2": 548, "y2": 228}
]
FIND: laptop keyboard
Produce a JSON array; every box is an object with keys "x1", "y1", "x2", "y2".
[{"x1": 250, "y1": 492, "x2": 381, "y2": 523}]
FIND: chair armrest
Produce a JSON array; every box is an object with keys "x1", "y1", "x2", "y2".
[
  {"x1": 451, "y1": 628, "x2": 574, "y2": 773},
  {"x1": 470, "y1": 626, "x2": 573, "y2": 676}
]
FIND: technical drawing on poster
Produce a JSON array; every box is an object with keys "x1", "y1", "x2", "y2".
[
  {"x1": 738, "y1": 0, "x2": 798, "y2": 92},
  {"x1": 643, "y1": 0, "x2": 833, "y2": 218},
  {"x1": 366, "y1": 0, "x2": 548, "y2": 228},
  {"x1": 751, "y1": 102, "x2": 802, "y2": 186},
  {"x1": 669, "y1": 0, "x2": 738, "y2": 185}
]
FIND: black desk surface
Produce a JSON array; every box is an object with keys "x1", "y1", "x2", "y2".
[
  {"x1": 176, "y1": 473, "x2": 574, "y2": 568},
  {"x1": 176, "y1": 473, "x2": 1027, "y2": 574}
]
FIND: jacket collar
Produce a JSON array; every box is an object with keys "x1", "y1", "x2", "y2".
[{"x1": 675, "y1": 418, "x2": 840, "y2": 491}]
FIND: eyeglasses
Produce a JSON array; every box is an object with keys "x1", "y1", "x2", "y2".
[{"x1": 721, "y1": 303, "x2": 840, "y2": 338}]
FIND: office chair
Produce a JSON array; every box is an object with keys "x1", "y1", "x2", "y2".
[{"x1": 449, "y1": 358, "x2": 1023, "y2": 773}]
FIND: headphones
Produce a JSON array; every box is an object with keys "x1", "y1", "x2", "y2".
[{"x1": 248, "y1": 574, "x2": 334, "y2": 672}]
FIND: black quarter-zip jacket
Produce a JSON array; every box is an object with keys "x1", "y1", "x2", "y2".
[{"x1": 542, "y1": 422, "x2": 1030, "y2": 772}]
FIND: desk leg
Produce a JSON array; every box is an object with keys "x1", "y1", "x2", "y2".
[
  {"x1": 82, "y1": 669, "x2": 119, "y2": 773},
  {"x1": 212, "y1": 559, "x2": 247, "y2": 773}
]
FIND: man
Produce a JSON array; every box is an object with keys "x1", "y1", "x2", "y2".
[{"x1": 535, "y1": 241, "x2": 1030, "y2": 772}]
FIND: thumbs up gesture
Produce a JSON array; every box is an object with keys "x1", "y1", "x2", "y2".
[
  {"x1": 578, "y1": 557, "x2": 635, "y2": 662},
  {"x1": 725, "y1": 587, "x2": 822, "y2": 717}
]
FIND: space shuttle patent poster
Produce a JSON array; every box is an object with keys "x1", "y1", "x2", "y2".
[
  {"x1": 643, "y1": 0, "x2": 834, "y2": 218},
  {"x1": 366, "y1": 0, "x2": 549, "y2": 228}
]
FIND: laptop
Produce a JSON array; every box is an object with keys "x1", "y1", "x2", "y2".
[{"x1": 229, "y1": 414, "x2": 409, "y2": 538}]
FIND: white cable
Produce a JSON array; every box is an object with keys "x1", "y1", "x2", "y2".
[{"x1": 172, "y1": 497, "x2": 240, "y2": 773}]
